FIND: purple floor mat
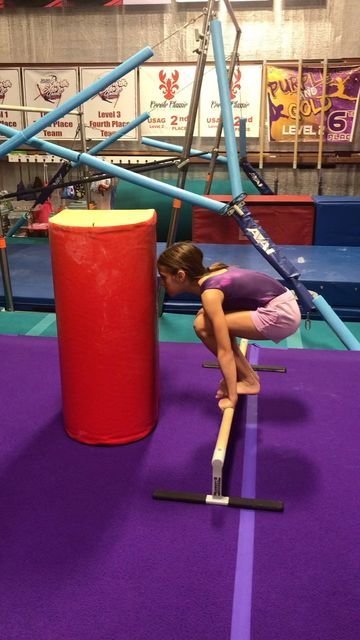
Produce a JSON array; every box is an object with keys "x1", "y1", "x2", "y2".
[
  {"x1": 252, "y1": 345, "x2": 360, "y2": 640},
  {"x1": 0, "y1": 336, "x2": 247, "y2": 640},
  {"x1": 0, "y1": 335, "x2": 359, "y2": 640}
]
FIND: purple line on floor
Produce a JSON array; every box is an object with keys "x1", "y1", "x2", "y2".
[{"x1": 231, "y1": 345, "x2": 259, "y2": 640}]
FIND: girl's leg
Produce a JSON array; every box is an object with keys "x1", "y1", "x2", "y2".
[{"x1": 193, "y1": 309, "x2": 263, "y2": 394}]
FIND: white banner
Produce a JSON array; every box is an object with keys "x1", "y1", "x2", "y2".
[
  {"x1": 81, "y1": 67, "x2": 137, "y2": 141},
  {"x1": 176, "y1": 0, "x2": 269, "y2": 3},
  {"x1": 0, "y1": 68, "x2": 23, "y2": 134},
  {"x1": 23, "y1": 68, "x2": 79, "y2": 140},
  {"x1": 122, "y1": 0, "x2": 170, "y2": 3},
  {"x1": 199, "y1": 64, "x2": 262, "y2": 138},
  {"x1": 139, "y1": 65, "x2": 199, "y2": 137}
]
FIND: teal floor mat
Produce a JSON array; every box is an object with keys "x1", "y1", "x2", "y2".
[
  {"x1": 1, "y1": 310, "x2": 359, "y2": 350},
  {"x1": 158, "y1": 313, "x2": 360, "y2": 351},
  {"x1": 0, "y1": 311, "x2": 57, "y2": 336}
]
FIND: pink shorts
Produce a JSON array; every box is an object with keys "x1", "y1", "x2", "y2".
[{"x1": 250, "y1": 289, "x2": 301, "y2": 343}]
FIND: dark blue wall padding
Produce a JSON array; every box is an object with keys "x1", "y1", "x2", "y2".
[
  {"x1": 314, "y1": 196, "x2": 360, "y2": 246},
  {"x1": 2, "y1": 239, "x2": 360, "y2": 319},
  {"x1": 158, "y1": 243, "x2": 360, "y2": 318},
  {"x1": 115, "y1": 176, "x2": 258, "y2": 241}
]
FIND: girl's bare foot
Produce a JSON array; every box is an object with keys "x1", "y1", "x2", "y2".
[
  {"x1": 235, "y1": 378, "x2": 260, "y2": 395},
  {"x1": 216, "y1": 373, "x2": 260, "y2": 399}
]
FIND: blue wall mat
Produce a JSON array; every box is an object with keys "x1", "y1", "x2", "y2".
[
  {"x1": 314, "y1": 196, "x2": 360, "y2": 246},
  {"x1": 3, "y1": 240, "x2": 359, "y2": 319}
]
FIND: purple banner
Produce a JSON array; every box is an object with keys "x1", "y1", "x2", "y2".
[{"x1": 267, "y1": 64, "x2": 360, "y2": 143}]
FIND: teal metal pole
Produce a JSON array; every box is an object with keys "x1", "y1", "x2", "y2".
[
  {"x1": 0, "y1": 124, "x2": 227, "y2": 214},
  {"x1": 86, "y1": 112, "x2": 150, "y2": 158},
  {"x1": 210, "y1": 19, "x2": 243, "y2": 195},
  {"x1": 141, "y1": 137, "x2": 228, "y2": 164},
  {"x1": 0, "y1": 47, "x2": 153, "y2": 158}
]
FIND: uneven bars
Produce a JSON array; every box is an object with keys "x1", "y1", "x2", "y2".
[
  {"x1": 141, "y1": 136, "x2": 228, "y2": 164},
  {"x1": 2, "y1": 127, "x2": 359, "y2": 351}
]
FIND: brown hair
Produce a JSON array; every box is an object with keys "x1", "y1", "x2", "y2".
[{"x1": 157, "y1": 242, "x2": 228, "y2": 281}]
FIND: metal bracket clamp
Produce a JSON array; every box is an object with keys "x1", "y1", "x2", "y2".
[
  {"x1": 177, "y1": 158, "x2": 191, "y2": 170},
  {"x1": 219, "y1": 192, "x2": 247, "y2": 216}
]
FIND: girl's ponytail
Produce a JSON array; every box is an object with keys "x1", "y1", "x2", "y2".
[{"x1": 207, "y1": 261, "x2": 228, "y2": 272}]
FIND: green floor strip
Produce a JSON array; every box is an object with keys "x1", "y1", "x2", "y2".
[
  {"x1": 25, "y1": 314, "x2": 57, "y2": 336},
  {"x1": 0, "y1": 311, "x2": 57, "y2": 336},
  {"x1": 1, "y1": 311, "x2": 360, "y2": 351},
  {"x1": 286, "y1": 326, "x2": 304, "y2": 349},
  {"x1": 159, "y1": 313, "x2": 198, "y2": 343}
]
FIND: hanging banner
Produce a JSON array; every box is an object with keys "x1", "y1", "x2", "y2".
[
  {"x1": 101, "y1": 0, "x2": 170, "y2": 4},
  {"x1": 81, "y1": 67, "x2": 137, "y2": 141},
  {"x1": 23, "y1": 68, "x2": 79, "y2": 140},
  {"x1": 0, "y1": 1, "x2": 170, "y2": 7},
  {"x1": 175, "y1": 0, "x2": 269, "y2": 3},
  {"x1": 267, "y1": 64, "x2": 360, "y2": 143},
  {"x1": 199, "y1": 64, "x2": 262, "y2": 137},
  {"x1": 139, "y1": 64, "x2": 199, "y2": 137},
  {"x1": 108, "y1": 0, "x2": 170, "y2": 3},
  {"x1": 0, "y1": 68, "x2": 23, "y2": 135}
]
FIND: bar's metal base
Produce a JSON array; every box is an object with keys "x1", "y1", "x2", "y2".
[
  {"x1": 153, "y1": 490, "x2": 284, "y2": 512},
  {"x1": 202, "y1": 360, "x2": 287, "y2": 373}
]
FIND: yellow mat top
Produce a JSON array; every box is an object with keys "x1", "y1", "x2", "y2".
[{"x1": 50, "y1": 209, "x2": 156, "y2": 227}]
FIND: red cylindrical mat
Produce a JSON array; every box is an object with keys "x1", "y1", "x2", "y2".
[{"x1": 49, "y1": 209, "x2": 158, "y2": 445}]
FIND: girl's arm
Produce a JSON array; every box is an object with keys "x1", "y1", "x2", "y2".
[{"x1": 201, "y1": 289, "x2": 238, "y2": 408}]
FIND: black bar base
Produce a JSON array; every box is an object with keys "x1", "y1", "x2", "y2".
[
  {"x1": 153, "y1": 490, "x2": 284, "y2": 512},
  {"x1": 202, "y1": 360, "x2": 287, "y2": 373}
]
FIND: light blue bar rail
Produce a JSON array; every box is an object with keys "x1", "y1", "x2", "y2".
[
  {"x1": 0, "y1": 124, "x2": 230, "y2": 214},
  {"x1": 85, "y1": 112, "x2": 150, "y2": 159},
  {"x1": 210, "y1": 19, "x2": 243, "y2": 195},
  {"x1": 141, "y1": 137, "x2": 228, "y2": 164},
  {"x1": 3, "y1": 113, "x2": 150, "y2": 237}
]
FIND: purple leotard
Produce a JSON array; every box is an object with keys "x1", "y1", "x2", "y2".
[{"x1": 199, "y1": 266, "x2": 287, "y2": 312}]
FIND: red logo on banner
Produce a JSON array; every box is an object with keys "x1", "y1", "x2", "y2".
[
  {"x1": 230, "y1": 68, "x2": 241, "y2": 100},
  {"x1": 44, "y1": 0, "x2": 67, "y2": 6},
  {"x1": 98, "y1": 79, "x2": 128, "y2": 104},
  {"x1": 159, "y1": 70, "x2": 179, "y2": 100},
  {"x1": 35, "y1": 75, "x2": 69, "y2": 104},
  {"x1": 0, "y1": 79, "x2": 12, "y2": 103}
]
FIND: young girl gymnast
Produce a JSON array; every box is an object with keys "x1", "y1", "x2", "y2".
[{"x1": 157, "y1": 242, "x2": 301, "y2": 411}]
